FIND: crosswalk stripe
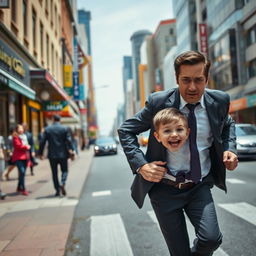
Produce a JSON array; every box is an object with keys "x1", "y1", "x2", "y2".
[
  {"x1": 147, "y1": 210, "x2": 229, "y2": 256},
  {"x1": 92, "y1": 190, "x2": 112, "y2": 197},
  {"x1": 226, "y1": 178, "x2": 245, "y2": 184},
  {"x1": 218, "y1": 202, "x2": 256, "y2": 226},
  {"x1": 90, "y1": 213, "x2": 133, "y2": 256}
]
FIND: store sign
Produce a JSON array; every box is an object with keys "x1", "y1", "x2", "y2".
[
  {"x1": 43, "y1": 101, "x2": 72, "y2": 117},
  {"x1": 199, "y1": 24, "x2": 208, "y2": 55},
  {"x1": 63, "y1": 65, "x2": 73, "y2": 96},
  {"x1": 73, "y1": 71, "x2": 80, "y2": 100},
  {"x1": 0, "y1": 39, "x2": 29, "y2": 85}
]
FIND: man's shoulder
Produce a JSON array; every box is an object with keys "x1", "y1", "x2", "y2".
[
  {"x1": 205, "y1": 88, "x2": 230, "y2": 102},
  {"x1": 149, "y1": 88, "x2": 177, "y2": 102}
]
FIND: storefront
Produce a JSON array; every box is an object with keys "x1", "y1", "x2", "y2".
[
  {"x1": 0, "y1": 39, "x2": 36, "y2": 137},
  {"x1": 30, "y1": 69, "x2": 80, "y2": 128},
  {"x1": 229, "y1": 94, "x2": 256, "y2": 124}
]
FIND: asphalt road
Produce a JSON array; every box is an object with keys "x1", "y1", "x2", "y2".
[{"x1": 65, "y1": 146, "x2": 256, "y2": 256}]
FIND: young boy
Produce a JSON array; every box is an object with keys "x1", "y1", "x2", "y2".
[{"x1": 153, "y1": 107, "x2": 192, "y2": 182}]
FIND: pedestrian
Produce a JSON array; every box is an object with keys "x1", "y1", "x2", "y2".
[
  {"x1": 12, "y1": 124, "x2": 31, "y2": 196},
  {"x1": 4, "y1": 128, "x2": 16, "y2": 181},
  {"x1": 22, "y1": 123, "x2": 37, "y2": 176},
  {"x1": 118, "y1": 50, "x2": 238, "y2": 256},
  {"x1": 38, "y1": 114, "x2": 74, "y2": 197},
  {"x1": 0, "y1": 135, "x2": 7, "y2": 199}
]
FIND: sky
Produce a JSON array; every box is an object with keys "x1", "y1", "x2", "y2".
[{"x1": 77, "y1": 0, "x2": 174, "y2": 135}]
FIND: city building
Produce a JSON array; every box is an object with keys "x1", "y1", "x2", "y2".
[
  {"x1": 130, "y1": 30, "x2": 152, "y2": 112},
  {"x1": 172, "y1": 0, "x2": 197, "y2": 54},
  {"x1": 122, "y1": 56, "x2": 133, "y2": 119}
]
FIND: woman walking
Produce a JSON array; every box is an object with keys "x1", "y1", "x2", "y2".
[{"x1": 12, "y1": 124, "x2": 30, "y2": 196}]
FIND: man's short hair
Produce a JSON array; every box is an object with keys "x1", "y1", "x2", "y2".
[
  {"x1": 174, "y1": 50, "x2": 211, "y2": 79},
  {"x1": 153, "y1": 108, "x2": 188, "y2": 132},
  {"x1": 53, "y1": 114, "x2": 61, "y2": 122}
]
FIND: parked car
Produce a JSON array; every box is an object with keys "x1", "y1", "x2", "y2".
[
  {"x1": 138, "y1": 130, "x2": 150, "y2": 147},
  {"x1": 94, "y1": 136, "x2": 118, "y2": 156},
  {"x1": 235, "y1": 123, "x2": 256, "y2": 159}
]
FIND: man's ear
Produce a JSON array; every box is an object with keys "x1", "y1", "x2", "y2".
[{"x1": 154, "y1": 131, "x2": 161, "y2": 143}]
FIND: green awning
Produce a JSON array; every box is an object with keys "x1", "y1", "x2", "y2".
[{"x1": 0, "y1": 69, "x2": 35, "y2": 100}]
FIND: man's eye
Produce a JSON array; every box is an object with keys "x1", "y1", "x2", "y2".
[
  {"x1": 195, "y1": 78, "x2": 205, "y2": 83},
  {"x1": 182, "y1": 78, "x2": 190, "y2": 83}
]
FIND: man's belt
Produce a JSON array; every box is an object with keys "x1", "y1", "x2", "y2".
[{"x1": 160, "y1": 178, "x2": 195, "y2": 190}]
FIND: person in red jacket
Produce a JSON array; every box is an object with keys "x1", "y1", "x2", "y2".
[{"x1": 12, "y1": 124, "x2": 31, "y2": 196}]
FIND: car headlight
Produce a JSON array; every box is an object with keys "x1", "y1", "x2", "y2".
[
  {"x1": 112, "y1": 144, "x2": 117, "y2": 148},
  {"x1": 94, "y1": 146, "x2": 99, "y2": 150}
]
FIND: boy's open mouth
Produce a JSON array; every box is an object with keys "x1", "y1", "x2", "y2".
[{"x1": 168, "y1": 140, "x2": 181, "y2": 147}]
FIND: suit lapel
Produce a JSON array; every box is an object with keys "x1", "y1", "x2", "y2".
[{"x1": 164, "y1": 88, "x2": 180, "y2": 109}]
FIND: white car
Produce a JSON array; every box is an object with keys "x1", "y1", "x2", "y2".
[{"x1": 235, "y1": 124, "x2": 256, "y2": 159}]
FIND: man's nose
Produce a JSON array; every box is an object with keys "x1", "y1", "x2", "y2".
[{"x1": 188, "y1": 81, "x2": 197, "y2": 90}]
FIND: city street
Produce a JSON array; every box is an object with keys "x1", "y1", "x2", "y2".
[{"x1": 65, "y1": 146, "x2": 256, "y2": 256}]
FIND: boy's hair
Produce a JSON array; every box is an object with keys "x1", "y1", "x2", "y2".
[
  {"x1": 153, "y1": 108, "x2": 188, "y2": 131},
  {"x1": 174, "y1": 50, "x2": 211, "y2": 80}
]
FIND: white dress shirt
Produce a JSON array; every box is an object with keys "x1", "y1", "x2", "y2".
[{"x1": 165, "y1": 95, "x2": 213, "y2": 180}]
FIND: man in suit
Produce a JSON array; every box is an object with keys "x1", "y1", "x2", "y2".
[
  {"x1": 39, "y1": 115, "x2": 74, "y2": 196},
  {"x1": 118, "y1": 51, "x2": 238, "y2": 256}
]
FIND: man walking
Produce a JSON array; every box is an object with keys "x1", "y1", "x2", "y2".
[
  {"x1": 39, "y1": 115, "x2": 74, "y2": 196},
  {"x1": 118, "y1": 51, "x2": 238, "y2": 256}
]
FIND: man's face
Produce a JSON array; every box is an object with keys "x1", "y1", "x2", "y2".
[
  {"x1": 154, "y1": 119, "x2": 190, "y2": 152},
  {"x1": 176, "y1": 63, "x2": 208, "y2": 103}
]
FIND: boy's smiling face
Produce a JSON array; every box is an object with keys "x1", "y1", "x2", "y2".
[{"x1": 154, "y1": 119, "x2": 190, "y2": 152}]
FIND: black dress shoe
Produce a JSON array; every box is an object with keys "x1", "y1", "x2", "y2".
[{"x1": 60, "y1": 185, "x2": 66, "y2": 196}]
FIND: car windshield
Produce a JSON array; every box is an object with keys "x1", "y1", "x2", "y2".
[
  {"x1": 236, "y1": 125, "x2": 256, "y2": 136},
  {"x1": 96, "y1": 137, "x2": 115, "y2": 144}
]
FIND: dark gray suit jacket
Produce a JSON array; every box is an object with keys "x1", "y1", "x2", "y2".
[
  {"x1": 118, "y1": 88, "x2": 237, "y2": 208},
  {"x1": 39, "y1": 122, "x2": 73, "y2": 159}
]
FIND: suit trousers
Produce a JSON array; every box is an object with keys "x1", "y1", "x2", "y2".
[
  {"x1": 49, "y1": 158, "x2": 68, "y2": 193},
  {"x1": 148, "y1": 181, "x2": 222, "y2": 256}
]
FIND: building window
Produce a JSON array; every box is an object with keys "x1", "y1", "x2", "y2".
[
  {"x1": 45, "y1": 0, "x2": 48, "y2": 16},
  {"x1": 51, "y1": 43, "x2": 54, "y2": 74},
  {"x1": 51, "y1": 0, "x2": 53, "y2": 26},
  {"x1": 46, "y1": 34, "x2": 49, "y2": 69},
  {"x1": 248, "y1": 58, "x2": 256, "y2": 79},
  {"x1": 40, "y1": 22, "x2": 44, "y2": 63},
  {"x1": 11, "y1": 0, "x2": 16, "y2": 23},
  {"x1": 169, "y1": 28, "x2": 173, "y2": 35},
  {"x1": 247, "y1": 25, "x2": 256, "y2": 46},
  {"x1": 32, "y1": 8, "x2": 37, "y2": 54},
  {"x1": 23, "y1": 0, "x2": 27, "y2": 37}
]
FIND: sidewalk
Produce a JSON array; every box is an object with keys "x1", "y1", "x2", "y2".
[{"x1": 0, "y1": 148, "x2": 94, "y2": 256}]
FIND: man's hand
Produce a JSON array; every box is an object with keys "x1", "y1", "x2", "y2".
[
  {"x1": 32, "y1": 152, "x2": 36, "y2": 157},
  {"x1": 223, "y1": 151, "x2": 238, "y2": 171},
  {"x1": 139, "y1": 161, "x2": 167, "y2": 182}
]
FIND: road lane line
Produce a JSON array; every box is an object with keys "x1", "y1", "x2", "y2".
[
  {"x1": 147, "y1": 210, "x2": 229, "y2": 256},
  {"x1": 90, "y1": 213, "x2": 133, "y2": 256},
  {"x1": 226, "y1": 178, "x2": 245, "y2": 184},
  {"x1": 92, "y1": 190, "x2": 112, "y2": 197},
  {"x1": 218, "y1": 202, "x2": 256, "y2": 226}
]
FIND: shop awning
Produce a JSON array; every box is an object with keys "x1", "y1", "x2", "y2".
[
  {"x1": 0, "y1": 69, "x2": 35, "y2": 99},
  {"x1": 30, "y1": 69, "x2": 79, "y2": 114}
]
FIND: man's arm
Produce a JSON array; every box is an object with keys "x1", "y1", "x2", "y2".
[
  {"x1": 118, "y1": 94, "x2": 166, "y2": 181},
  {"x1": 222, "y1": 114, "x2": 238, "y2": 171}
]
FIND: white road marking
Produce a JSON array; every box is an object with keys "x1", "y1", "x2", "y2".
[
  {"x1": 218, "y1": 202, "x2": 256, "y2": 226},
  {"x1": 90, "y1": 213, "x2": 133, "y2": 256},
  {"x1": 92, "y1": 190, "x2": 112, "y2": 197},
  {"x1": 147, "y1": 210, "x2": 229, "y2": 256},
  {"x1": 226, "y1": 178, "x2": 245, "y2": 184}
]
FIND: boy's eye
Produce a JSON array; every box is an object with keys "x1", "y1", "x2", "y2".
[{"x1": 177, "y1": 128, "x2": 184, "y2": 132}]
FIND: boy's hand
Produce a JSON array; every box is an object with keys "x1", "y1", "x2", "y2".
[{"x1": 139, "y1": 161, "x2": 167, "y2": 182}]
